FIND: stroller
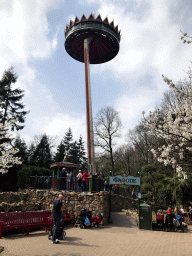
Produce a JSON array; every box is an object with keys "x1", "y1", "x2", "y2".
[
  {"x1": 174, "y1": 215, "x2": 184, "y2": 232},
  {"x1": 76, "y1": 209, "x2": 92, "y2": 229},
  {"x1": 156, "y1": 213, "x2": 164, "y2": 231},
  {"x1": 48, "y1": 214, "x2": 66, "y2": 240},
  {"x1": 90, "y1": 214, "x2": 103, "y2": 228},
  {"x1": 165, "y1": 213, "x2": 175, "y2": 232},
  {"x1": 76, "y1": 209, "x2": 102, "y2": 229}
]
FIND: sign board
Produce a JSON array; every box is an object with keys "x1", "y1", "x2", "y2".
[
  {"x1": 109, "y1": 175, "x2": 140, "y2": 186},
  {"x1": 138, "y1": 192, "x2": 141, "y2": 199}
]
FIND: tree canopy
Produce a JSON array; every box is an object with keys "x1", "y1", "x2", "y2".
[
  {"x1": 143, "y1": 66, "x2": 192, "y2": 178},
  {"x1": 94, "y1": 106, "x2": 122, "y2": 175},
  {"x1": 0, "y1": 67, "x2": 29, "y2": 131}
]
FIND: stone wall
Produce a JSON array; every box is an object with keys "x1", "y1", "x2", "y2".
[
  {"x1": 0, "y1": 190, "x2": 138, "y2": 225},
  {"x1": 111, "y1": 194, "x2": 138, "y2": 212},
  {"x1": 0, "y1": 190, "x2": 110, "y2": 225}
]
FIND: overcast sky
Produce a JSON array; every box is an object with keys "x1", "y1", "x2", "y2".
[{"x1": 0, "y1": 0, "x2": 192, "y2": 153}]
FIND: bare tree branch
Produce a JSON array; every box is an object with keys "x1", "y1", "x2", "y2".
[{"x1": 94, "y1": 106, "x2": 122, "y2": 175}]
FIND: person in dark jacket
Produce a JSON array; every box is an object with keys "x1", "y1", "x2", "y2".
[
  {"x1": 59, "y1": 168, "x2": 66, "y2": 190},
  {"x1": 99, "y1": 171, "x2": 105, "y2": 179},
  {"x1": 104, "y1": 181, "x2": 109, "y2": 191},
  {"x1": 52, "y1": 194, "x2": 64, "y2": 244}
]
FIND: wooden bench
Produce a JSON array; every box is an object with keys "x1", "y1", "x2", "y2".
[
  {"x1": 0, "y1": 211, "x2": 52, "y2": 238},
  {"x1": 47, "y1": 209, "x2": 76, "y2": 230},
  {"x1": 63, "y1": 209, "x2": 75, "y2": 225}
]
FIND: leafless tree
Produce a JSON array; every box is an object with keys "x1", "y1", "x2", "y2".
[
  {"x1": 160, "y1": 80, "x2": 190, "y2": 115},
  {"x1": 127, "y1": 122, "x2": 159, "y2": 167},
  {"x1": 94, "y1": 106, "x2": 122, "y2": 175}
]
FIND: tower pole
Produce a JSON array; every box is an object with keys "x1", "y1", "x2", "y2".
[{"x1": 84, "y1": 36, "x2": 96, "y2": 175}]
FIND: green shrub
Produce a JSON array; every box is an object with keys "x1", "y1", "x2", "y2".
[{"x1": 17, "y1": 165, "x2": 52, "y2": 189}]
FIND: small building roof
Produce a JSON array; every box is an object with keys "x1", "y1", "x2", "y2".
[{"x1": 50, "y1": 162, "x2": 80, "y2": 168}]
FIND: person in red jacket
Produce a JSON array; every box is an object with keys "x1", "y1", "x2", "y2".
[
  {"x1": 82, "y1": 170, "x2": 89, "y2": 192},
  {"x1": 167, "y1": 205, "x2": 172, "y2": 215},
  {"x1": 115, "y1": 185, "x2": 120, "y2": 194}
]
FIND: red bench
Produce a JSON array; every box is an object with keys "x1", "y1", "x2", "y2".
[
  {"x1": 47, "y1": 209, "x2": 76, "y2": 231},
  {"x1": 63, "y1": 209, "x2": 75, "y2": 225},
  {"x1": 0, "y1": 211, "x2": 52, "y2": 238}
]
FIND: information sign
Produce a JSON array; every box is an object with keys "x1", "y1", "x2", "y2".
[{"x1": 109, "y1": 175, "x2": 140, "y2": 186}]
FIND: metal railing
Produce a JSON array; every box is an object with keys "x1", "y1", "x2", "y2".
[{"x1": 29, "y1": 176, "x2": 105, "y2": 193}]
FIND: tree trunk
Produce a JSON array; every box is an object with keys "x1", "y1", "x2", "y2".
[{"x1": 109, "y1": 137, "x2": 114, "y2": 175}]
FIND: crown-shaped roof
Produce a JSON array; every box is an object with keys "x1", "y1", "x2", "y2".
[
  {"x1": 81, "y1": 14, "x2": 87, "y2": 22},
  {"x1": 103, "y1": 17, "x2": 109, "y2": 24},
  {"x1": 96, "y1": 14, "x2": 102, "y2": 22},
  {"x1": 65, "y1": 13, "x2": 121, "y2": 40},
  {"x1": 70, "y1": 20, "x2": 74, "y2": 26},
  {"x1": 114, "y1": 25, "x2": 118, "y2": 33},
  {"x1": 88, "y1": 13, "x2": 95, "y2": 20},
  {"x1": 109, "y1": 21, "x2": 114, "y2": 28},
  {"x1": 74, "y1": 16, "x2": 80, "y2": 24}
]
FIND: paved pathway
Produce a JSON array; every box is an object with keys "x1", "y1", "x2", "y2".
[{"x1": 0, "y1": 212, "x2": 192, "y2": 256}]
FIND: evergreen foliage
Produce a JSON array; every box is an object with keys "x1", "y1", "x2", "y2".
[
  {"x1": 78, "y1": 135, "x2": 87, "y2": 170},
  {"x1": 54, "y1": 129, "x2": 87, "y2": 169},
  {"x1": 31, "y1": 134, "x2": 52, "y2": 168},
  {"x1": 17, "y1": 165, "x2": 52, "y2": 189},
  {"x1": 68, "y1": 140, "x2": 79, "y2": 163},
  {"x1": 54, "y1": 141, "x2": 65, "y2": 162},
  {"x1": 28, "y1": 143, "x2": 36, "y2": 166},
  {"x1": 63, "y1": 128, "x2": 73, "y2": 157},
  {"x1": 0, "y1": 67, "x2": 29, "y2": 131},
  {"x1": 14, "y1": 135, "x2": 28, "y2": 165}
]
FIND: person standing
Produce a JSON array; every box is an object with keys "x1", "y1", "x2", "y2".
[
  {"x1": 52, "y1": 194, "x2": 64, "y2": 244},
  {"x1": 104, "y1": 180, "x2": 109, "y2": 191},
  {"x1": 70, "y1": 171, "x2": 73, "y2": 190},
  {"x1": 59, "y1": 168, "x2": 66, "y2": 191},
  {"x1": 82, "y1": 170, "x2": 89, "y2": 192},
  {"x1": 167, "y1": 205, "x2": 172, "y2": 215},
  {"x1": 132, "y1": 189, "x2": 136, "y2": 199},
  {"x1": 99, "y1": 171, "x2": 105, "y2": 179},
  {"x1": 76, "y1": 170, "x2": 83, "y2": 192},
  {"x1": 180, "y1": 205, "x2": 185, "y2": 215},
  {"x1": 99, "y1": 171, "x2": 105, "y2": 190},
  {"x1": 71, "y1": 172, "x2": 76, "y2": 191},
  {"x1": 66, "y1": 171, "x2": 71, "y2": 191},
  {"x1": 115, "y1": 185, "x2": 120, "y2": 194}
]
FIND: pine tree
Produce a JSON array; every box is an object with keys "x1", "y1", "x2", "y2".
[
  {"x1": 14, "y1": 135, "x2": 28, "y2": 165},
  {"x1": 63, "y1": 128, "x2": 73, "y2": 159},
  {"x1": 0, "y1": 67, "x2": 29, "y2": 131},
  {"x1": 32, "y1": 134, "x2": 52, "y2": 168},
  {"x1": 78, "y1": 135, "x2": 87, "y2": 170},
  {"x1": 68, "y1": 141, "x2": 79, "y2": 163},
  {"x1": 28, "y1": 143, "x2": 36, "y2": 166},
  {"x1": 54, "y1": 141, "x2": 65, "y2": 162}
]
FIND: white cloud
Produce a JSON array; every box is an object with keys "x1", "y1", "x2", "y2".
[
  {"x1": 2, "y1": 0, "x2": 192, "y2": 155},
  {"x1": 88, "y1": 0, "x2": 192, "y2": 84},
  {"x1": 44, "y1": 113, "x2": 87, "y2": 143},
  {"x1": 80, "y1": 0, "x2": 192, "y2": 149},
  {"x1": 0, "y1": 0, "x2": 62, "y2": 73},
  {"x1": 115, "y1": 90, "x2": 155, "y2": 127},
  {"x1": 20, "y1": 111, "x2": 87, "y2": 150},
  {"x1": 0, "y1": 0, "x2": 65, "y2": 147}
]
